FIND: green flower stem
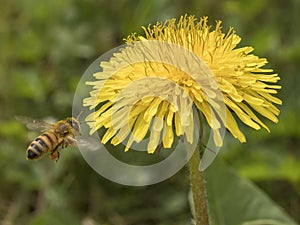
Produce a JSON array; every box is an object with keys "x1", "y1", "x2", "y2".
[{"x1": 188, "y1": 146, "x2": 209, "y2": 225}]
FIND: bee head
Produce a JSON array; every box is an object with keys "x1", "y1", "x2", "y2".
[{"x1": 67, "y1": 117, "x2": 81, "y2": 133}]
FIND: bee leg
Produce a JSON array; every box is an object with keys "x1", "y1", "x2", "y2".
[
  {"x1": 64, "y1": 136, "x2": 76, "y2": 146},
  {"x1": 61, "y1": 140, "x2": 69, "y2": 149},
  {"x1": 55, "y1": 152, "x2": 60, "y2": 162},
  {"x1": 49, "y1": 145, "x2": 60, "y2": 162},
  {"x1": 49, "y1": 151, "x2": 60, "y2": 162}
]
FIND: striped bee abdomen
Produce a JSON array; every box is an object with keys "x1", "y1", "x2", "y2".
[{"x1": 26, "y1": 131, "x2": 59, "y2": 160}]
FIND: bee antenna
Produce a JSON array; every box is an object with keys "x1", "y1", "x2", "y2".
[
  {"x1": 80, "y1": 120, "x2": 88, "y2": 125},
  {"x1": 76, "y1": 111, "x2": 83, "y2": 121},
  {"x1": 76, "y1": 112, "x2": 92, "y2": 125}
]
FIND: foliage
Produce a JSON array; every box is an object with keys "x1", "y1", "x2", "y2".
[
  {"x1": 204, "y1": 157, "x2": 297, "y2": 225},
  {"x1": 0, "y1": 0, "x2": 299, "y2": 224}
]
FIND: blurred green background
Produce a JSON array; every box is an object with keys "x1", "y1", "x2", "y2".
[{"x1": 0, "y1": 0, "x2": 299, "y2": 224}]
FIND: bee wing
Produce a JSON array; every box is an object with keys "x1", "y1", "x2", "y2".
[
  {"x1": 74, "y1": 136, "x2": 101, "y2": 152},
  {"x1": 16, "y1": 116, "x2": 53, "y2": 132}
]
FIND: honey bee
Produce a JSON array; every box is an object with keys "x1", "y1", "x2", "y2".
[{"x1": 17, "y1": 116, "x2": 83, "y2": 162}]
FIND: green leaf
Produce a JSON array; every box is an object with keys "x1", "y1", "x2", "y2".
[
  {"x1": 204, "y1": 157, "x2": 298, "y2": 225},
  {"x1": 28, "y1": 207, "x2": 81, "y2": 225}
]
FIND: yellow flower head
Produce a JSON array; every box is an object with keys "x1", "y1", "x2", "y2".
[{"x1": 83, "y1": 15, "x2": 282, "y2": 154}]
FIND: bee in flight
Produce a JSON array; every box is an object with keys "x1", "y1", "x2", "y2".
[{"x1": 17, "y1": 116, "x2": 83, "y2": 162}]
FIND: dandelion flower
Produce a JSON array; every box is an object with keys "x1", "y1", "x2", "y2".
[{"x1": 83, "y1": 15, "x2": 282, "y2": 154}]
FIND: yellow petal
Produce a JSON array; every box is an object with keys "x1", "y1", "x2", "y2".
[
  {"x1": 125, "y1": 135, "x2": 135, "y2": 152},
  {"x1": 213, "y1": 129, "x2": 223, "y2": 147},
  {"x1": 225, "y1": 97, "x2": 261, "y2": 130},
  {"x1": 163, "y1": 124, "x2": 174, "y2": 148},
  {"x1": 237, "y1": 102, "x2": 270, "y2": 132},
  {"x1": 249, "y1": 104, "x2": 279, "y2": 123},
  {"x1": 243, "y1": 93, "x2": 265, "y2": 105},
  {"x1": 102, "y1": 127, "x2": 117, "y2": 144},
  {"x1": 147, "y1": 131, "x2": 161, "y2": 154},
  {"x1": 257, "y1": 91, "x2": 282, "y2": 105},
  {"x1": 225, "y1": 108, "x2": 246, "y2": 142},
  {"x1": 174, "y1": 112, "x2": 183, "y2": 136},
  {"x1": 132, "y1": 111, "x2": 151, "y2": 142}
]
